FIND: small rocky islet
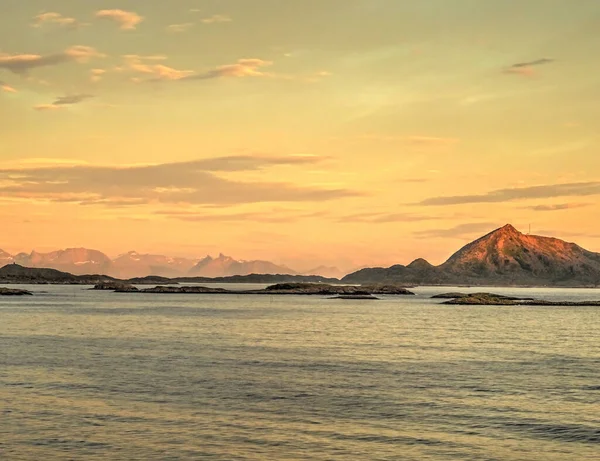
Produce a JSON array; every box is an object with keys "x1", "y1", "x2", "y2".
[
  {"x1": 433, "y1": 292, "x2": 600, "y2": 306},
  {"x1": 0, "y1": 287, "x2": 33, "y2": 296}
]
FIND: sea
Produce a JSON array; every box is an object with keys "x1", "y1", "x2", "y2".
[{"x1": 1, "y1": 284, "x2": 599, "y2": 460}]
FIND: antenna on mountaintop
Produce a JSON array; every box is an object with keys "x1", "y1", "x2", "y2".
[{"x1": 528, "y1": 224, "x2": 531, "y2": 235}]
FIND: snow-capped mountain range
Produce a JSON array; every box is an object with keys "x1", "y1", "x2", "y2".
[{"x1": 0, "y1": 248, "x2": 341, "y2": 279}]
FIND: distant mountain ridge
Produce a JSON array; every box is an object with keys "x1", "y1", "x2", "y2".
[
  {"x1": 0, "y1": 247, "x2": 338, "y2": 279},
  {"x1": 343, "y1": 224, "x2": 600, "y2": 286},
  {"x1": 4, "y1": 225, "x2": 600, "y2": 286},
  {"x1": 0, "y1": 264, "x2": 338, "y2": 285},
  {"x1": 188, "y1": 253, "x2": 296, "y2": 277}
]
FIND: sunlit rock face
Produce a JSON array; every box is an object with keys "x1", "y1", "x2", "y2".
[
  {"x1": 441, "y1": 224, "x2": 600, "y2": 282},
  {"x1": 343, "y1": 224, "x2": 600, "y2": 286}
]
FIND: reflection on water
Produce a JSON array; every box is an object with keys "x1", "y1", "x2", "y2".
[{"x1": 1, "y1": 285, "x2": 599, "y2": 460}]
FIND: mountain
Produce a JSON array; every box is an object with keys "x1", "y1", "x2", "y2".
[
  {"x1": 188, "y1": 253, "x2": 296, "y2": 277},
  {"x1": 14, "y1": 248, "x2": 113, "y2": 276},
  {"x1": 304, "y1": 265, "x2": 345, "y2": 279},
  {"x1": 343, "y1": 224, "x2": 600, "y2": 287},
  {"x1": 111, "y1": 251, "x2": 198, "y2": 278},
  {"x1": 0, "y1": 249, "x2": 14, "y2": 265},
  {"x1": 0, "y1": 264, "x2": 114, "y2": 284},
  {"x1": 0, "y1": 248, "x2": 297, "y2": 278}
]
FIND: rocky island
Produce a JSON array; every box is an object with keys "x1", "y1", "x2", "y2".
[
  {"x1": 0, "y1": 287, "x2": 33, "y2": 296},
  {"x1": 93, "y1": 282, "x2": 416, "y2": 296},
  {"x1": 435, "y1": 292, "x2": 600, "y2": 306}
]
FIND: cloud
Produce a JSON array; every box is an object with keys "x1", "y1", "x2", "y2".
[
  {"x1": 182, "y1": 58, "x2": 273, "y2": 81},
  {"x1": 53, "y1": 94, "x2": 94, "y2": 106},
  {"x1": 350, "y1": 134, "x2": 459, "y2": 146},
  {"x1": 523, "y1": 202, "x2": 592, "y2": 212},
  {"x1": 33, "y1": 104, "x2": 63, "y2": 111},
  {"x1": 533, "y1": 229, "x2": 600, "y2": 240},
  {"x1": 166, "y1": 23, "x2": 194, "y2": 33},
  {"x1": 511, "y1": 58, "x2": 555, "y2": 68},
  {"x1": 122, "y1": 55, "x2": 195, "y2": 81},
  {"x1": 337, "y1": 212, "x2": 441, "y2": 223},
  {"x1": 121, "y1": 55, "x2": 321, "y2": 84},
  {"x1": 1, "y1": 81, "x2": 17, "y2": 93},
  {"x1": 0, "y1": 46, "x2": 104, "y2": 74},
  {"x1": 33, "y1": 93, "x2": 94, "y2": 111},
  {"x1": 200, "y1": 14, "x2": 232, "y2": 24},
  {"x1": 190, "y1": 154, "x2": 326, "y2": 171},
  {"x1": 505, "y1": 58, "x2": 554, "y2": 76},
  {"x1": 414, "y1": 222, "x2": 497, "y2": 239},
  {"x1": 157, "y1": 209, "x2": 324, "y2": 223},
  {"x1": 95, "y1": 9, "x2": 143, "y2": 30},
  {"x1": 90, "y1": 68, "x2": 106, "y2": 83},
  {"x1": 419, "y1": 182, "x2": 600, "y2": 206},
  {"x1": 0, "y1": 155, "x2": 358, "y2": 207},
  {"x1": 32, "y1": 12, "x2": 82, "y2": 28},
  {"x1": 124, "y1": 57, "x2": 274, "y2": 83}
]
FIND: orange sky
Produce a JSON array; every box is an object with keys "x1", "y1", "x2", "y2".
[{"x1": 1, "y1": 1, "x2": 600, "y2": 271}]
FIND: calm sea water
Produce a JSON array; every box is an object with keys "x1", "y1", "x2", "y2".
[{"x1": 1, "y1": 284, "x2": 599, "y2": 460}]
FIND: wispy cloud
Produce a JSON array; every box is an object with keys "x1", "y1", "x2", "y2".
[
  {"x1": 32, "y1": 12, "x2": 83, "y2": 29},
  {"x1": 0, "y1": 81, "x2": 17, "y2": 93},
  {"x1": 504, "y1": 58, "x2": 554, "y2": 76},
  {"x1": 90, "y1": 68, "x2": 106, "y2": 83},
  {"x1": 0, "y1": 155, "x2": 358, "y2": 207},
  {"x1": 0, "y1": 46, "x2": 104, "y2": 74},
  {"x1": 158, "y1": 209, "x2": 324, "y2": 223},
  {"x1": 166, "y1": 23, "x2": 194, "y2": 33},
  {"x1": 200, "y1": 14, "x2": 232, "y2": 24},
  {"x1": 343, "y1": 134, "x2": 459, "y2": 147},
  {"x1": 123, "y1": 57, "x2": 275, "y2": 83},
  {"x1": 121, "y1": 55, "x2": 194, "y2": 81},
  {"x1": 523, "y1": 202, "x2": 592, "y2": 212},
  {"x1": 183, "y1": 58, "x2": 273, "y2": 81},
  {"x1": 34, "y1": 93, "x2": 94, "y2": 111},
  {"x1": 419, "y1": 182, "x2": 600, "y2": 206},
  {"x1": 337, "y1": 212, "x2": 441, "y2": 223},
  {"x1": 95, "y1": 9, "x2": 143, "y2": 30},
  {"x1": 414, "y1": 222, "x2": 497, "y2": 239},
  {"x1": 33, "y1": 104, "x2": 63, "y2": 112}
]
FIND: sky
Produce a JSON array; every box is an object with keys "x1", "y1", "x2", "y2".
[{"x1": 1, "y1": 0, "x2": 600, "y2": 272}]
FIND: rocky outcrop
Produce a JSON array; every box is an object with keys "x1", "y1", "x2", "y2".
[
  {"x1": 261, "y1": 283, "x2": 415, "y2": 295},
  {"x1": 431, "y1": 292, "x2": 534, "y2": 301},
  {"x1": 0, "y1": 287, "x2": 33, "y2": 296},
  {"x1": 438, "y1": 292, "x2": 600, "y2": 306},
  {"x1": 93, "y1": 281, "x2": 137, "y2": 291}
]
